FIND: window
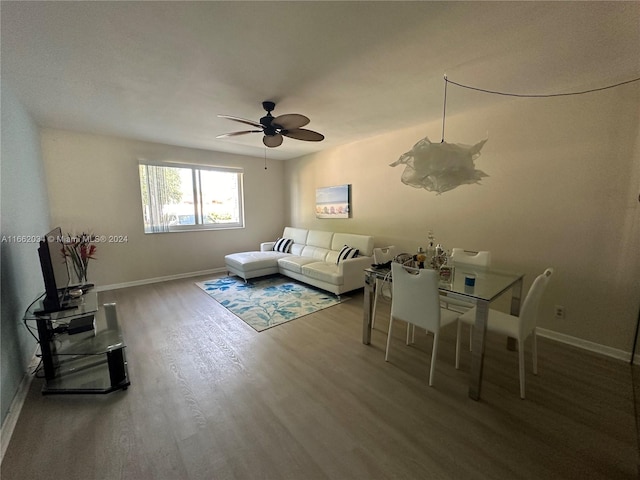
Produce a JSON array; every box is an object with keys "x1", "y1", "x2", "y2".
[{"x1": 138, "y1": 161, "x2": 244, "y2": 233}]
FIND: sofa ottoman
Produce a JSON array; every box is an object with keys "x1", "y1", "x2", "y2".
[{"x1": 224, "y1": 251, "x2": 290, "y2": 281}]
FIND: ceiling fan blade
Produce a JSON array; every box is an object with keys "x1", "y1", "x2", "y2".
[
  {"x1": 282, "y1": 128, "x2": 325, "y2": 142},
  {"x1": 272, "y1": 113, "x2": 310, "y2": 130},
  {"x1": 216, "y1": 130, "x2": 262, "y2": 138},
  {"x1": 263, "y1": 134, "x2": 283, "y2": 147},
  {"x1": 218, "y1": 114, "x2": 263, "y2": 129}
]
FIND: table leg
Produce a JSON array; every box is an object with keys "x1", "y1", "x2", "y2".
[
  {"x1": 469, "y1": 300, "x2": 490, "y2": 400},
  {"x1": 507, "y1": 277, "x2": 524, "y2": 351},
  {"x1": 362, "y1": 272, "x2": 375, "y2": 345}
]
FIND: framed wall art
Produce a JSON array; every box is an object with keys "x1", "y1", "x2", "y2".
[{"x1": 315, "y1": 184, "x2": 351, "y2": 219}]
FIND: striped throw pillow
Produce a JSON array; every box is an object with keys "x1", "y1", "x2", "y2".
[
  {"x1": 337, "y1": 245, "x2": 359, "y2": 264},
  {"x1": 274, "y1": 237, "x2": 293, "y2": 253}
]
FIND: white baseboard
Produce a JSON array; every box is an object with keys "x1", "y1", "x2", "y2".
[
  {"x1": 96, "y1": 267, "x2": 227, "y2": 292},
  {"x1": 537, "y1": 327, "x2": 635, "y2": 364},
  {"x1": 1, "y1": 352, "x2": 39, "y2": 463}
]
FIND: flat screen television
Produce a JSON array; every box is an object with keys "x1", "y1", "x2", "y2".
[{"x1": 35, "y1": 226, "x2": 74, "y2": 314}]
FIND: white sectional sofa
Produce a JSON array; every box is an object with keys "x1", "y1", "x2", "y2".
[{"x1": 224, "y1": 227, "x2": 374, "y2": 295}]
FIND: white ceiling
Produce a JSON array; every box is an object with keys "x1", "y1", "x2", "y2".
[{"x1": 2, "y1": 1, "x2": 639, "y2": 160}]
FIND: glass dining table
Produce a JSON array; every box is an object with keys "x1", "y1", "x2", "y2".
[{"x1": 362, "y1": 265, "x2": 524, "y2": 400}]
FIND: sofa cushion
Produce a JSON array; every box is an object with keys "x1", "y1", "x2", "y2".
[
  {"x1": 302, "y1": 262, "x2": 343, "y2": 285},
  {"x1": 299, "y1": 245, "x2": 331, "y2": 261},
  {"x1": 282, "y1": 227, "x2": 309, "y2": 245},
  {"x1": 332, "y1": 233, "x2": 374, "y2": 258},
  {"x1": 306, "y1": 230, "x2": 334, "y2": 249},
  {"x1": 336, "y1": 245, "x2": 359, "y2": 264},
  {"x1": 325, "y1": 250, "x2": 339, "y2": 264},
  {"x1": 278, "y1": 255, "x2": 318, "y2": 274},
  {"x1": 273, "y1": 237, "x2": 293, "y2": 253},
  {"x1": 291, "y1": 243, "x2": 305, "y2": 256}
]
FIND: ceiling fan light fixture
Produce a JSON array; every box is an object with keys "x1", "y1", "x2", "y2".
[{"x1": 263, "y1": 134, "x2": 283, "y2": 148}]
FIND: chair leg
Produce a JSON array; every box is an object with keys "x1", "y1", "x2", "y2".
[
  {"x1": 532, "y1": 330, "x2": 538, "y2": 375},
  {"x1": 385, "y1": 316, "x2": 394, "y2": 361},
  {"x1": 469, "y1": 325, "x2": 473, "y2": 351},
  {"x1": 429, "y1": 331, "x2": 439, "y2": 386},
  {"x1": 372, "y1": 291, "x2": 379, "y2": 329},
  {"x1": 518, "y1": 339, "x2": 525, "y2": 399},
  {"x1": 455, "y1": 320, "x2": 461, "y2": 369},
  {"x1": 406, "y1": 323, "x2": 417, "y2": 345}
]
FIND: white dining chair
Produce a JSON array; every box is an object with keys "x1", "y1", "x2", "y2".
[
  {"x1": 442, "y1": 250, "x2": 492, "y2": 311},
  {"x1": 442, "y1": 248, "x2": 492, "y2": 357},
  {"x1": 385, "y1": 262, "x2": 460, "y2": 386},
  {"x1": 456, "y1": 267, "x2": 554, "y2": 398},
  {"x1": 451, "y1": 248, "x2": 492, "y2": 268},
  {"x1": 371, "y1": 246, "x2": 398, "y2": 329}
]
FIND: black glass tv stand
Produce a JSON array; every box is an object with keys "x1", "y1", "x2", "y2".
[{"x1": 25, "y1": 290, "x2": 130, "y2": 394}]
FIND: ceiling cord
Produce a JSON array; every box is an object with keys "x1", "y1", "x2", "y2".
[
  {"x1": 439, "y1": 74, "x2": 640, "y2": 142},
  {"x1": 441, "y1": 74, "x2": 448, "y2": 143},
  {"x1": 445, "y1": 75, "x2": 640, "y2": 98}
]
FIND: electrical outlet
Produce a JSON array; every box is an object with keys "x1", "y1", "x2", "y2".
[{"x1": 554, "y1": 305, "x2": 566, "y2": 319}]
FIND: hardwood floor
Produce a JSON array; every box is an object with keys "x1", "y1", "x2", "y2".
[{"x1": 2, "y1": 274, "x2": 638, "y2": 479}]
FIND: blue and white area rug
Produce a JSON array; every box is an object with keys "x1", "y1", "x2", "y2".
[{"x1": 196, "y1": 276, "x2": 347, "y2": 332}]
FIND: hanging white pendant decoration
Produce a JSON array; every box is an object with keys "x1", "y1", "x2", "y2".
[
  {"x1": 388, "y1": 73, "x2": 640, "y2": 194},
  {"x1": 390, "y1": 136, "x2": 488, "y2": 194}
]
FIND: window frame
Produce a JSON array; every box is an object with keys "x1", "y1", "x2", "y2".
[{"x1": 138, "y1": 160, "x2": 245, "y2": 234}]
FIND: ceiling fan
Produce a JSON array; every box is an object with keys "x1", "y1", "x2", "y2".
[{"x1": 217, "y1": 101, "x2": 325, "y2": 147}]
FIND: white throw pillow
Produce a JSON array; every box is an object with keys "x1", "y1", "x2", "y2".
[
  {"x1": 274, "y1": 237, "x2": 293, "y2": 253},
  {"x1": 337, "y1": 245, "x2": 359, "y2": 264}
]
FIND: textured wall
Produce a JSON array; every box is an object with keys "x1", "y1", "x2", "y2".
[
  {"x1": 40, "y1": 129, "x2": 287, "y2": 288},
  {"x1": 285, "y1": 81, "x2": 640, "y2": 352},
  {"x1": 1, "y1": 86, "x2": 51, "y2": 425}
]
